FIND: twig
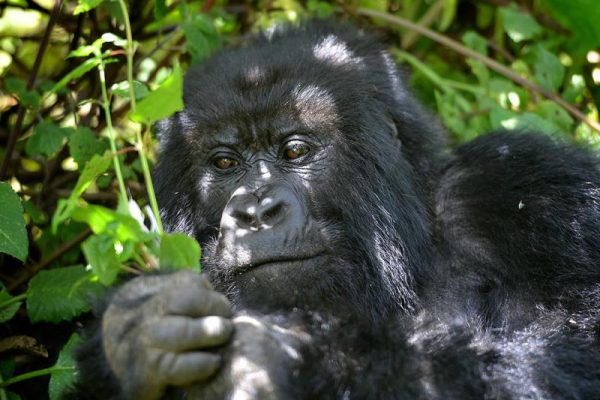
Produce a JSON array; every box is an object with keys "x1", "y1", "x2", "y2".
[
  {"x1": 7, "y1": 228, "x2": 92, "y2": 292},
  {"x1": 401, "y1": 0, "x2": 443, "y2": 50},
  {"x1": 357, "y1": 8, "x2": 600, "y2": 134}
]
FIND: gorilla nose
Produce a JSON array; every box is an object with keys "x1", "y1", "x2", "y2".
[{"x1": 223, "y1": 185, "x2": 303, "y2": 232}]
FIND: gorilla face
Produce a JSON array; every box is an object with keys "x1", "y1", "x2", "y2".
[
  {"x1": 192, "y1": 82, "x2": 346, "y2": 312},
  {"x1": 154, "y1": 23, "x2": 439, "y2": 320}
]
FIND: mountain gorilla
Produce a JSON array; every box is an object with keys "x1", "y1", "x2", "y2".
[{"x1": 70, "y1": 22, "x2": 600, "y2": 399}]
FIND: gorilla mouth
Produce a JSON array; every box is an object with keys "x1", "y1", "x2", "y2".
[{"x1": 234, "y1": 253, "x2": 327, "y2": 275}]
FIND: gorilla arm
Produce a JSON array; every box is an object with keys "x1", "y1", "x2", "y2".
[
  {"x1": 70, "y1": 270, "x2": 312, "y2": 400},
  {"x1": 71, "y1": 269, "x2": 600, "y2": 400},
  {"x1": 95, "y1": 271, "x2": 233, "y2": 400}
]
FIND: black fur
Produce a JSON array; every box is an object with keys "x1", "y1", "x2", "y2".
[{"x1": 71, "y1": 21, "x2": 600, "y2": 399}]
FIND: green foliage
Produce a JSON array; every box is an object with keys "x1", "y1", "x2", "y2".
[
  {"x1": 0, "y1": 0, "x2": 599, "y2": 397},
  {"x1": 25, "y1": 122, "x2": 73, "y2": 159},
  {"x1": 52, "y1": 153, "x2": 112, "y2": 232},
  {"x1": 499, "y1": 7, "x2": 542, "y2": 43},
  {"x1": 542, "y1": 0, "x2": 600, "y2": 53},
  {"x1": 0, "y1": 284, "x2": 22, "y2": 323},
  {"x1": 72, "y1": 204, "x2": 153, "y2": 242},
  {"x1": 129, "y1": 63, "x2": 184, "y2": 124},
  {"x1": 160, "y1": 232, "x2": 201, "y2": 272},
  {"x1": 81, "y1": 235, "x2": 122, "y2": 286},
  {"x1": 68, "y1": 127, "x2": 110, "y2": 170},
  {"x1": 110, "y1": 80, "x2": 149, "y2": 100},
  {"x1": 0, "y1": 183, "x2": 28, "y2": 262},
  {"x1": 48, "y1": 333, "x2": 80, "y2": 400},
  {"x1": 182, "y1": 15, "x2": 221, "y2": 64},
  {"x1": 531, "y1": 45, "x2": 565, "y2": 92},
  {"x1": 4, "y1": 77, "x2": 40, "y2": 108},
  {"x1": 74, "y1": 0, "x2": 106, "y2": 15},
  {"x1": 27, "y1": 266, "x2": 103, "y2": 323}
]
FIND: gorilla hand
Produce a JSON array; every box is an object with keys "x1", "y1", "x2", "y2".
[
  {"x1": 101, "y1": 271, "x2": 234, "y2": 400},
  {"x1": 186, "y1": 314, "x2": 311, "y2": 400}
]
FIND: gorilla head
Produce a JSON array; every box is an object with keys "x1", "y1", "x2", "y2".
[{"x1": 154, "y1": 22, "x2": 445, "y2": 321}]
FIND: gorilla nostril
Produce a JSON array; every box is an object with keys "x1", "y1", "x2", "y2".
[
  {"x1": 231, "y1": 210, "x2": 257, "y2": 229},
  {"x1": 260, "y1": 202, "x2": 286, "y2": 225}
]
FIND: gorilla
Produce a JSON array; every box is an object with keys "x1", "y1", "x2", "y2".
[{"x1": 69, "y1": 21, "x2": 600, "y2": 399}]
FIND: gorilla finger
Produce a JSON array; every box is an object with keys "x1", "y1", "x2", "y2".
[
  {"x1": 167, "y1": 271, "x2": 213, "y2": 290},
  {"x1": 162, "y1": 287, "x2": 233, "y2": 318},
  {"x1": 157, "y1": 351, "x2": 222, "y2": 386},
  {"x1": 111, "y1": 271, "x2": 211, "y2": 307},
  {"x1": 147, "y1": 316, "x2": 234, "y2": 351}
]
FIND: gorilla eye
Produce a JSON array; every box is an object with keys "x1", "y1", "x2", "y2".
[
  {"x1": 283, "y1": 142, "x2": 310, "y2": 160},
  {"x1": 214, "y1": 157, "x2": 239, "y2": 170}
]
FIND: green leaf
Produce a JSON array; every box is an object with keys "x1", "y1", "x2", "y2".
[
  {"x1": 100, "y1": 32, "x2": 126, "y2": 47},
  {"x1": 68, "y1": 127, "x2": 110, "y2": 170},
  {"x1": 27, "y1": 266, "x2": 103, "y2": 323},
  {"x1": 110, "y1": 80, "x2": 149, "y2": 100},
  {"x1": 129, "y1": 63, "x2": 184, "y2": 124},
  {"x1": 72, "y1": 204, "x2": 153, "y2": 242},
  {"x1": 68, "y1": 38, "x2": 104, "y2": 58},
  {"x1": 154, "y1": 0, "x2": 167, "y2": 19},
  {"x1": 0, "y1": 183, "x2": 28, "y2": 262},
  {"x1": 307, "y1": 0, "x2": 336, "y2": 18},
  {"x1": 0, "y1": 358, "x2": 15, "y2": 381},
  {"x1": 23, "y1": 200, "x2": 47, "y2": 225},
  {"x1": 159, "y1": 232, "x2": 201, "y2": 272},
  {"x1": 52, "y1": 153, "x2": 112, "y2": 232},
  {"x1": 74, "y1": 0, "x2": 106, "y2": 15},
  {"x1": 532, "y1": 46, "x2": 565, "y2": 92},
  {"x1": 0, "y1": 284, "x2": 21, "y2": 323},
  {"x1": 48, "y1": 58, "x2": 101, "y2": 94},
  {"x1": 542, "y1": 0, "x2": 600, "y2": 53},
  {"x1": 357, "y1": 0, "x2": 388, "y2": 12},
  {"x1": 562, "y1": 74, "x2": 586, "y2": 104},
  {"x1": 48, "y1": 333, "x2": 80, "y2": 400},
  {"x1": 81, "y1": 235, "x2": 121, "y2": 286},
  {"x1": 25, "y1": 121, "x2": 73, "y2": 158},
  {"x1": 462, "y1": 31, "x2": 488, "y2": 55},
  {"x1": 5, "y1": 77, "x2": 40, "y2": 108},
  {"x1": 490, "y1": 108, "x2": 563, "y2": 135},
  {"x1": 535, "y1": 101, "x2": 573, "y2": 132},
  {"x1": 499, "y1": 7, "x2": 542, "y2": 43},
  {"x1": 182, "y1": 16, "x2": 220, "y2": 64},
  {"x1": 439, "y1": 0, "x2": 458, "y2": 31}
]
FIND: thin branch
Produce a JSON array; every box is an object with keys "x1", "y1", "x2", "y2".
[
  {"x1": 7, "y1": 228, "x2": 92, "y2": 292},
  {"x1": 357, "y1": 8, "x2": 600, "y2": 134}
]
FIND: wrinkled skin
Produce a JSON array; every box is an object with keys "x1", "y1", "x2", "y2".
[{"x1": 69, "y1": 22, "x2": 600, "y2": 400}]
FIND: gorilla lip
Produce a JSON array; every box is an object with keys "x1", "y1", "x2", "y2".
[{"x1": 234, "y1": 253, "x2": 326, "y2": 274}]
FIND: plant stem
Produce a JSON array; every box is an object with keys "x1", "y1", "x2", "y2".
[
  {"x1": 98, "y1": 60, "x2": 129, "y2": 207},
  {"x1": 117, "y1": 0, "x2": 164, "y2": 233},
  {"x1": 117, "y1": 0, "x2": 136, "y2": 112},
  {"x1": 139, "y1": 126, "x2": 164, "y2": 233},
  {"x1": 0, "y1": 367, "x2": 74, "y2": 387}
]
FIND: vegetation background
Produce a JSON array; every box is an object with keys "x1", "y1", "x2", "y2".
[{"x1": 0, "y1": 0, "x2": 599, "y2": 398}]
